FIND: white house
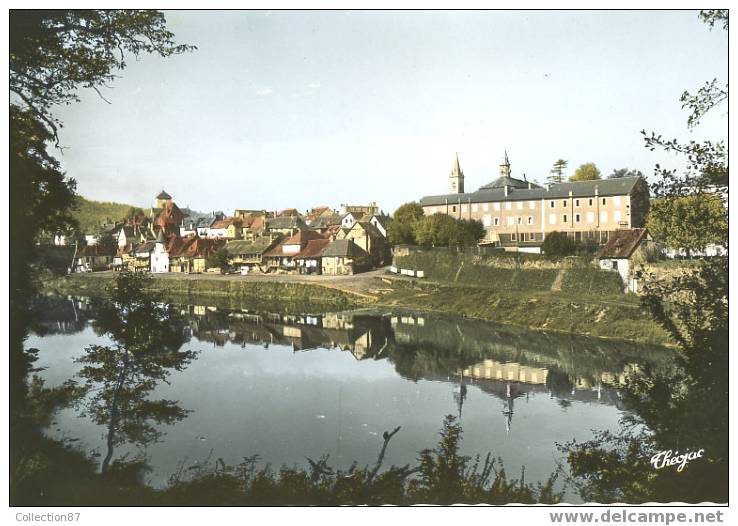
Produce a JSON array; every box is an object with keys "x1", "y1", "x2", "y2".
[
  {"x1": 596, "y1": 228, "x2": 654, "y2": 293},
  {"x1": 340, "y1": 213, "x2": 357, "y2": 229},
  {"x1": 150, "y1": 231, "x2": 170, "y2": 273},
  {"x1": 366, "y1": 214, "x2": 388, "y2": 237}
]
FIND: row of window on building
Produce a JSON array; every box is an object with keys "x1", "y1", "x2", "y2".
[
  {"x1": 430, "y1": 196, "x2": 624, "y2": 215},
  {"x1": 478, "y1": 210, "x2": 626, "y2": 227}
]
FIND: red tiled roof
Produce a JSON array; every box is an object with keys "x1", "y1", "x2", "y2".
[
  {"x1": 170, "y1": 237, "x2": 225, "y2": 258},
  {"x1": 294, "y1": 238, "x2": 331, "y2": 258},
  {"x1": 210, "y1": 217, "x2": 241, "y2": 229},
  {"x1": 249, "y1": 215, "x2": 265, "y2": 233},
  {"x1": 307, "y1": 206, "x2": 331, "y2": 221},
  {"x1": 596, "y1": 228, "x2": 648, "y2": 259},
  {"x1": 283, "y1": 229, "x2": 327, "y2": 246},
  {"x1": 154, "y1": 201, "x2": 184, "y2": 229},
  {"x1": 277, "y1": 208, "x2": 299, "y2": 217},
  {"x1": 240, "y1": 215, "x2": 256, "y2": 228},
  {"x1": 263, "y1": 240, "x2": 287, "y2": 257}
]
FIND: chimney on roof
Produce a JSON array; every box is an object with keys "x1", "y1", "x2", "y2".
[
  {"x1": 546, "y1": 184, "x2": 551, "y2": 191},
  {"x1": 504, "y1": 185, "x2": 509, "y2": 197},
  {"x1": 528, "y1": 182, "x2": 532, "y2": 189}
]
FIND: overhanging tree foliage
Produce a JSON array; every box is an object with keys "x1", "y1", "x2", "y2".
[
  {"x1": 10, "y1": 9, "x2": 194, "y2": 506},
  {"x1": 563, "y1": 10, "x2": 728, "y2": 504},
  {"x1": 646, "y1": 194, "x2": 727, "y2": 256},
  {"x1": 10, "y1": 10, "x2": 195, "y2": 143}
]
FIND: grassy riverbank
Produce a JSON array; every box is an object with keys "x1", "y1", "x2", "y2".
[
  {"x1": 40, "y1": 271, "x2": 672, "y2": 346},
  {"x1": 378, "y1": 278, "x2": 670, "y2": 346}
]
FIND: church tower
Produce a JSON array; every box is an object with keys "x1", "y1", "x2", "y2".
[
  {"x1": 499, "y1": 150, "x2": 511, "y2": 178},
  {"x1": 154, "y1": 189, "x2": 172, "y2": 209},
  {"x1": 448, "y1": 153, "x2": 465, "y2": 194}
]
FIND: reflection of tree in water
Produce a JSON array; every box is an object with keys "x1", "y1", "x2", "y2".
[
  {"x1": 74, "y1": 272, "x2": 196, "y2": 473},
  {"x1": 545, "y1": 368, "x2": 575, "y2": 399}
]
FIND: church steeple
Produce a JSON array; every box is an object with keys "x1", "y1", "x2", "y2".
[
  {"x1": 448, "y1": 152, "x2": 465, "y2": 194},
  {"x1": 499, "y1": 150, "x2": 511, "y2": 178}
]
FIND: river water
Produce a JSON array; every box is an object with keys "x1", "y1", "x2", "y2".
[{"x1": 27, "y1": 296, "x2": 669, "y2": 501}]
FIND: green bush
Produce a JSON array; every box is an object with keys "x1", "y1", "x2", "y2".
[
  {"x1": 158, "y1": 415, "x2": 562, "y2": 505},
  {"x1": 541, "y1": 231, "x2": 577, "y2": 256}
]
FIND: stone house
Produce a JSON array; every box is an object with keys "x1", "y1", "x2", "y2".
[
  {"x1": 132, "y1": 241, "x2": 157, "y2": 272},
  {"x1": 308, "y1": 214, "x2": 342, "y2": 233},
  {"x1": 243, "y1": 215, "x2": 266, "y2": 240},
  {"x1": 596, "y1": 228, "x2": 655, "y2": 292},
  {"x1": 360, "y1": 213, "x2": 389, "y2": 237},
  {"x1": 208, "y1": 217, "x2": 243, "y2": 239},
  {"x1": 264, "y1": 216, "x2": 307, "y2": 237},
  {"x1": 226, "y1": 236, "x2": 282, "y2": 272},
  {"x1": 341, "y1": 221, "x2": 388, "y2": 266},
  {"x1": 74, "y1": 244, "x2": 116, "y2": 272},
  {"x1": 321, "y1": 239, "x2": 371, "y2": 276},
  {"x1": 294, "y1": 238, "x2": 332, "y2": 274},
  {"x1": 262, "y1": 230, "x2": 327, "y2": 272},
  {"x1": 169, "y1": 237, "x2": 225, "y2": 273}
]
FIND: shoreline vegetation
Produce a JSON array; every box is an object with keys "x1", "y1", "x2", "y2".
[{"x1": 40, "y1": 270, "x2": 673, "y2": 347}]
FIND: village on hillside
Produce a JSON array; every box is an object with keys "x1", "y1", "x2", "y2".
[
  {"x1": 65, "y1": 191, "x2": 391, "y2": 276},
  {"x1": 56, "y1": 150, "x2": 727, "y2": 293}
]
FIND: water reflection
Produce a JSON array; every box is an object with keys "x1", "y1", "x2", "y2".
[
  {"x1": 62, "y1": 274, "x2": 197, "y2": 474},
  {"x1": 30, "y1": 295, "x2": 669, "y2": 491}
]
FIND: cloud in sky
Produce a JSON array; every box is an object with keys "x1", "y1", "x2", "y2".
[
  {"x1": 255, "y1": 87, "x2": 273, "y2": 96},
  {"x1": 307, "y1": 81, "x2": 321, "y2": 89}
]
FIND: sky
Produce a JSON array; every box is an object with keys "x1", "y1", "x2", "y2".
[{"x1": 48, "y1": 10, "x2": 728, "y2": 215}]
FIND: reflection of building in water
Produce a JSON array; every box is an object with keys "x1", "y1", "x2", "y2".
[
  {"x1": 30, "y1": 297, "x2": 92, "y2": 336},
  {"x1": 185, "y1": 307, "x2": 391, "y2": 359},
  {"x1": 459, "y1": 358, "x2": 638, "y2": 390},
  {"x1": 460, "y1": 360, "x2": 549, "y2": 385},
  {"x1": 390, "y1": 315, "x2": 425, "y2": 327},
  {"x1": 447, "y1": 359, "x2": 626, "y2": 410}
]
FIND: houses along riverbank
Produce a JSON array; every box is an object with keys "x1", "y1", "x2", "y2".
[{"x1": 41, "y1": 270, "x2": 672, "y2": 347}]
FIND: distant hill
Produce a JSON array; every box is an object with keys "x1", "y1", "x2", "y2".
[{"x1": 71, "y1": 196, "x2": 139, "y2": 233}]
